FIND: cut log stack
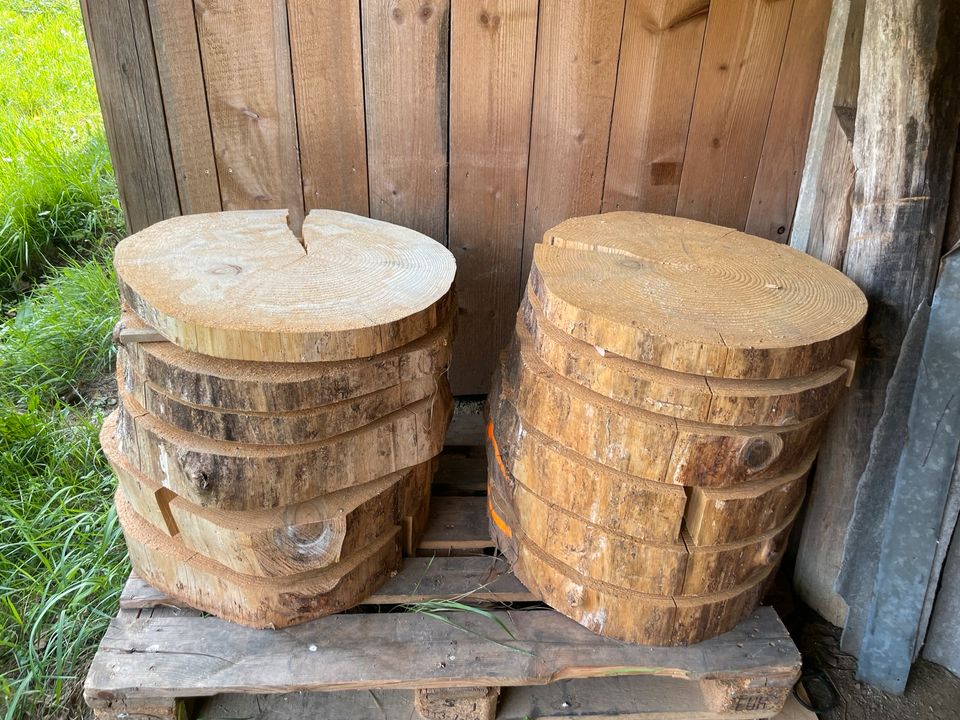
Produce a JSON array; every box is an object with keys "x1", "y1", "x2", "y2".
[
  {"x1": 101, "y1": 209, "x2": 457, "y2": 628},
  {"x1": 487, "y1": 212, "x2": 867, "y2": 646}
]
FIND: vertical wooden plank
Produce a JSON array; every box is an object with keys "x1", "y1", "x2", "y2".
[
  {"x1": 195, "y1": 0, "x2": 303, "y2": 228},
  {"x1": 676, "y1": 0, "x2": 793, "y2": 229},
  {"x1": 447, "y1": 0, "x2": 538, "y2": 394},
  {"x1": 601, "y1": 0, "x2": 708, "y2": 215},
  {"x1": 362, "y1": 0, "x2": 450, "y2": 243},
  {"x1": 148, "y1": 0, "x2": 222, "y2": 215},
  {"x1": 744, "y1": 0, "x2": 832, "y2": 242},
  {"x1": 288, "y1": 0, "x2": 369, "y2": 216},
  {"x1": 521, "y1": 0, "x2": 626, "y2": 282},
  {"x1": 80, "y1": 0, "x2": 180, "y2": 232}
]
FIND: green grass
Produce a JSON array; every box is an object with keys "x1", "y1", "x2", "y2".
[
  {"x1": 0, "y1": 0, "x2": 123, "y2": 298},
  {"x1": 0, "y1": 259, "x2": 123, "y2": 720},
  {"x1": 0, "y1": 1, "x2": 127, "y2": 717}
]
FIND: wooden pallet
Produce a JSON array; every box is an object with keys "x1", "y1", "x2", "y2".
[{"x1": 84, "y1": 441, "x2": 803, "y2": 720}]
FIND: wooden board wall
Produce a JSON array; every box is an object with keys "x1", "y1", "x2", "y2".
[{"x1": 82, "y1": 0, "x2": 830, "y2": 394}]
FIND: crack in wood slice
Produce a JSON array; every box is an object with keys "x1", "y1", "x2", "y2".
[
  {"x1": 488, "y1": 438, "x2": 795, "y2": 597},
  {"x1": 103, "y1": 412, "x2": 432, "y2": 576},
  {"x1": 521, "y1": 292, "x2": 849, "y2": 426},
  {"x1": 530, "y1": 212, "x2": 866, "y2": 379},
  {"x1": 114, "y1": 209, "x2": 457, "y2": 362},
  {"x1": 487, "y1": 468, "x2": 777, "y2": 646},
  {"x1": 118, "y1": 309, "x2": 454, "y2": 413},
  {"x1": 115, "y1": 490, "x2": 402, "y2": 629},
  {"x1": 500, "y1": 332, "x2": 826, "y2": 487},
  {"x1": 118, "y1": 348, "x2": 443, "y2": 445},
  {"x1": 115, "y1": 380, "x2": 451, "y2": 511}
]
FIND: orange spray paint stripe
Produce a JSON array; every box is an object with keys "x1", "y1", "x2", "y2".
[{"x1": 486, "y1": 420, "x2": 513, "y2": 538}]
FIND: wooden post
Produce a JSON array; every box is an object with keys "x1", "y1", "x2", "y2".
[
  {"x1": 794, "y1": 0, "x2": 960, "y2": 626},
  {"x1": 414, "y1": 687, "x2": 500, "y2": 720}
]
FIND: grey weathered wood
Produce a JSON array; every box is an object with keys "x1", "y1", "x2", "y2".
[
  {"x1": 84, "y1": 607, "x2": 798, "y2": 701},
  {"x1": 794, "y1": 0, "x2": 960, "y2": 628},
  {"x1": 197, "y1": 681, "x2": 815, "y2": 720},
  {"x1": 419, "y1": 497, "x2": 494, "y2": 554},
  {"x1": 120, "y1": 556, "x2": 535, "y2": 610},
  {"x1": 856, "y1": 253, "x2": 960, "y2": 693}
]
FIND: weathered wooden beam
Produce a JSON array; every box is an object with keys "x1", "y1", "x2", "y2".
[{"x1": 794, "y1": 0, "x2": 960, "y2": 627}]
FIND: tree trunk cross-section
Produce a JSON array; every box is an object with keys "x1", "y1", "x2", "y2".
[
  {"x1": 532, "y1": 212, "x2": 866, "y2": 379},
  {"x1": 114, "y1": 209, "x2": 457, "y2": 363}
]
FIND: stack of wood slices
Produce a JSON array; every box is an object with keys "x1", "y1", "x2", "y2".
[
  {"x1": 101, "y1": 210, "x2": 456, "y2": 628},
  {"x1": 487, "y1": 212, "x2": 867, "y2": 645}
]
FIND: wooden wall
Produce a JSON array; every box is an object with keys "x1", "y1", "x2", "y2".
[{"x1": 81, "y1": 0, "x2": 829, "y2": 394}]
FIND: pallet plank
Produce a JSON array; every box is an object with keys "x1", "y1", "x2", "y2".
[
  {"x1": 288, "y1": 0, "x2": 368, "y2": 215},
  {"x1": 84, "y1": 607, "x2": 798, "y2": 700},
  {"x1": 419, "y1": 497, "x2": 494, "y2": 553},
  {"x1": 601, "y1": 0, "x2": 707, "y2": 215},
  {"x1": 448, "y1": 0, "x2": 538, "y2": 393},
  {"x1": 676, "y1": 0, "x2": 793, "y2": 229},
  {"x1": 361, "y1": 0, "x2": 450, "y2": 243},
  {"x1": 197, "y1": 684, "x2": 813, "y2": 719}
]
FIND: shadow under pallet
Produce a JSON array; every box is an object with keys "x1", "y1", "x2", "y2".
[{"x1": 84, "y1": 444, "x2": 803, "y2": 720}]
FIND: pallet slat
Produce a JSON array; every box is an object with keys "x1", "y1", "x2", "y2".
[{"x1": 84, "y1": 607, "x2": 797, "y2": 700}]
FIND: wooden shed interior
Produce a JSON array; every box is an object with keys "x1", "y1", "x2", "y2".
[{"x1": 80, "y1": 0, "x2": 960, "y2": 701}]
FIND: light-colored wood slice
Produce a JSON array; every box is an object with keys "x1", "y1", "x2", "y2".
[
  {"x1": 685, "y1": 463, "x2": 811, "y2": 547},
  {"x1": 521, "y1": 293, "x2": 850, "y2": 426},
  {"x1": 489, "y1": 436, "x2": 793, "y2": 597},
  {"x1": 448, "y1": 0, "x2": 538, "y2": 394},
  {"x1": 116, "y1": 380, "x2": 451, "y2": 511},
  {"x1": 601, "y1": 0, "x2": 707, "y2": 215},
  {"x1": 102, "y1": 411, "x2": 416, "y2": 577},
  {"x1": 118, "y1": 348, "x2": 442, "y2": 445},
  {"x1": 115, "y1": 209, "x2": 457, "y2": 362},
  {"x1": 520, "y1": 0, "x2": 625, "y2": 282},
  {"x1": 488, "y1": 483, "x2": 777, "y2": 646},
  {"x1": 361, "y1": 0, "x2": 449, "y2": 243},
  {"x1": 118, "y1": 310, "x2": 453, "y2": 414},
  {"x1": 488, "y1": 390, "x2": 686, "y2": 543},
  {"x1": 116, "y1": 490, "x2": 401, "y2": 628},
  {"x1": 532, "y1": 212, "x2": 867, "y2": 379},
  {"x1": 501, "y1": 332, "x2": 827, "y2": 487},
  {"x1": 675, "y1": 0, "x2": 792, "y2": 228}
]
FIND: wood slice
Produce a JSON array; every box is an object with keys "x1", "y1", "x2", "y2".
[
  {"x1": 118, "y1": 348, "x2": 442, "y2": 445},
  {"x1": 685, "y1": 462, "x2": 811, "y2": 547},
  {"x1": 114, "y1": 209, "x2": 457, "y2": 362},
  {"x1": 530, "y1": 212, "x2": 866, "y2": 379},
  {"x1": 118, "y1": 309, "x2": 454, "y2": 413},
  {"x1": 488, "y1": 437, "x2": 792, "y2": 597},
  {"x1": 488, "y1": 387, "x2": 686, "y2": 544},
  {"x1": 115, "y1": 490, "x2": 401, "y2": 628},
  {"x1": 520, "y1": 292, "x2": 850, "y2": 426},
  {"x1": 501, "y1": 333, "x2": 826, "y2": 487},
  {"x1": 488, "y1": 480, "x2": 775, "y2": 646},
  {"x1": 116, "y1": 380, "x2": 451, "y2": 511},
  {"x1": 102, "y1": 412, "x2": 430, "y2": 576}
]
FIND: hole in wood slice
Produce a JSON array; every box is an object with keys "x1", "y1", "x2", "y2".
[{"x1": 115, "y1": 489, "x2": 402, "y2": 629}]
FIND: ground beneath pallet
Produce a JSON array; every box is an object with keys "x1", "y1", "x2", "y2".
[{"x1": 789, "y1": 609, "x2": 960, "y2": 720}]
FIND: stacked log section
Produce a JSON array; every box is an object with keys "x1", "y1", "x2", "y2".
[
  {"x1": 488, "y1": 212, "x2": 866, "y2": 645},
  {"x1": 104, "y1": 209, "x2": 457, "y2": 627}
]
